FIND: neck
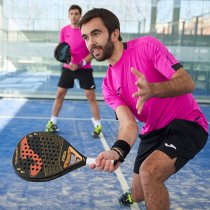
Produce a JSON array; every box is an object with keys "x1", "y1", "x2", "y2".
[
  {"x1": 107, "y1": 41, "x2": 124, "y2": 66},
  {"x1": 71, "y1": 23, "x2": 79, "y2": 28}
]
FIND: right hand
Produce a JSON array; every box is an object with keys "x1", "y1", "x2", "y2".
[{"x1": 89, "y1": 150, "x2": 121, "y2": 173}]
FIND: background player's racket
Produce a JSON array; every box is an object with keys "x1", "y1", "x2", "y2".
[
  {"x1": 54, "y1": 42, "x2": 71, "y2": 64},
  {"x1": 12, "y1": 132, "x2": 96, "y2": 182}
]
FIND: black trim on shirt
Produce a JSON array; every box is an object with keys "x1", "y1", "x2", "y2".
[
  {"x1": 172, "y1": 63, "x2": 183, "y2": 71},
  {"x1": 123, "y1": 42, "x2": 127, "y2": 49}
]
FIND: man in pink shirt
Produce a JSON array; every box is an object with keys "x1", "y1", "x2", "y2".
[
  {"x1": 79, "y1": 8, "x2": 209, "y2": 209},
  {"x1": 45, "y1": 5, "x2": 102, "y2": 137}
]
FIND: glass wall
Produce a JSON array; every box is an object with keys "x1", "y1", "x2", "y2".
[{"x1": 0, "y1": 0, "x2": 209, "y2": 101}]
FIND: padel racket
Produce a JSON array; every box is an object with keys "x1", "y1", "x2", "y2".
[
  {"x1": 54, "y1": 42, "x2": 71, "y2": 64},
  {"x1": 12, "y1": 132, "x2": 95, "y2": 182}
]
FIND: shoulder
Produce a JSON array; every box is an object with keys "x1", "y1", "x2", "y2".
[
  {"x1": 60, "y1": 25, "x2": 70, "y2": 32},
  {"x1": 126, "y1": 36, "x2": 163, "y2": 49}
]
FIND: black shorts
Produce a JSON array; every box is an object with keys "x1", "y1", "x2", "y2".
[
  {"x1": 58, "y1": 67, "x2": 96, "y2": 90},
  {"x1": 134, "y1": 119, "x2": 208, "y2": 173}
]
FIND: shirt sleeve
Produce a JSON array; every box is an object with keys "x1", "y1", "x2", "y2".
[
  {"x1": 59, "y1": 27, "x2": 65, "y2": 43},
  {"x1": 144, "y1": 36, "x2": 181, "y2": 79},
  {"x1": 102, "y1": 77, "x2": 127, "y2": 110}
]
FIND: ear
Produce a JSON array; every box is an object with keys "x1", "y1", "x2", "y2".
[{"x1": 112, "y1": 29, "x2": 120, "y2": 41}]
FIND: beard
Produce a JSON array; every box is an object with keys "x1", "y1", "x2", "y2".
[{"x1": 90, "y1": 36, "x2": 114, "y2": 61}]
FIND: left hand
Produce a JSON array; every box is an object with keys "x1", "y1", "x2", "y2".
[
  {"x1": 131, "y1": 67, "x2": 153, "y2": 114},
  {"x1": 69, "y1": 63, "x2": 79, "y2": 71}
]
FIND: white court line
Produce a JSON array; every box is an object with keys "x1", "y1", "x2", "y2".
[
  {"x1": 0, "y1": 99, "x2": 28, "y2": 131},
  {"x1": 75, "y1": 79, "x2": 80, "y2": 88},
  {"x1": 91, "y1": 118, "x2": 140, "y2": 210},
  {"x1": 0, "y1": 115, "x2": 117, "y2": 122},
  {"x1": 1, "y1": 115, "x2": 209, "y2": 125}
]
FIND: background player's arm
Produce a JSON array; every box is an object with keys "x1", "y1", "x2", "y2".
[{"x1": 83, "y1": 54, "x2": 93, "y2": 64}]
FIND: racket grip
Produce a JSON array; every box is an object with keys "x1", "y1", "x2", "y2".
[
  {"x1": 86, "y1": 158, "x2": 96, "y2": 166},
  {"x1": 86, "y1": 158, "x2": 115, "y2": 166}
]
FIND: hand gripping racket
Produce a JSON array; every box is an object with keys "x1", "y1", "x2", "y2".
[{"x1": 12, "y1": 132, "x2": 96, "y2": 182}]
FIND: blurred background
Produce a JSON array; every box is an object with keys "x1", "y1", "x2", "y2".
[{"x1": 0, "y1": 0, "x2": 210, "y2": 101}]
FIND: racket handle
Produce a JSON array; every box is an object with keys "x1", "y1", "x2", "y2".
[
  {"x1": 86, "y1": 158, "x2": 96, "y2": 166},
  {"x1": 86, "y1": 158, "x2": 115, "y2": 166}
]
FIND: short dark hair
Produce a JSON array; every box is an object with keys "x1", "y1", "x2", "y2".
[
  {"x1": 69, "y1": 5, "x2": 82, "y2": 15},
  {"x1": 79, "y1": 8, "x2": 122, "y2": 41}
]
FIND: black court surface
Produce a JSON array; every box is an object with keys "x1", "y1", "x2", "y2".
[{"x1": 0, "y1": 98, "x2": 209, "y2": 210}]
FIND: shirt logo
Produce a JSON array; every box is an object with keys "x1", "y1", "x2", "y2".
[
  {"x1": 117, "y1": 87, "x2": 121, "y2": 95},
  {"x1": 164, "y1": 143, "x2": 177, "y2": 150},
  {"x1": 90, "y1": 85, "x2": 95, "y2": 89}
]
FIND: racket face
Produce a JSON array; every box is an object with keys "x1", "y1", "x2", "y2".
[{"x1": 12, "y1": 132, "x2": 86, "y2": 182}]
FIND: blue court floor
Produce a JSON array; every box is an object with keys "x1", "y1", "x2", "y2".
[{"x1": 0, "y1": 98, "x2": 209, "y2": 210}]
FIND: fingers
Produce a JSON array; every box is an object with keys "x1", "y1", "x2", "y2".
[
  {"x1": 93, "y1": 151, "x2": 119, "y2": 173},
  {"x1": 131, "y1": 67, "x2": 142, "y2": 78},
  {"x1": 136, "y1": 97, "x2": 144, "y2": 115}
]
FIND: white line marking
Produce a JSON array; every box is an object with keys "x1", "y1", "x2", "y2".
[
  {"x1": 91, "y1": 118, "x2": 140, "y2": 210},
  {"x1": 75, "y1": 79, "x2": 80, "y2": 88},
  {"x1": 0, "y1": 99, "x2": 28, "y2": 131},
  {"x1": 0, "y1": 115, "x2": 117, "y2": 122}
]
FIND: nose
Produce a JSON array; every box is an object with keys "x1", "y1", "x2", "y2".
[{"x1": 86, "y1": 36, "x2": 96, "y2": 51}]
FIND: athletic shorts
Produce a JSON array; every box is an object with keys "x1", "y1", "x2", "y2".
[
  {"x1": 58, "y1": 67, "x2": 96, "y2": 90},
  {"x1": 134, "y1": 119, "x2": 208, "y2": 173}
]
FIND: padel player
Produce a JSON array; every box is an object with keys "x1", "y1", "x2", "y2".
[
  {"x1": 79, "y1": 8, "x2": 209, "y2": 210},
  {"x1": 45, "y1": 5, "x2": 102, "y2": 137}
]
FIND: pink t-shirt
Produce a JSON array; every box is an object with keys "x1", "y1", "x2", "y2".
[
  {"x1": 102, "y1": 36, "x2": 208, "y2": 134},
  {"x1": 59, "y1": 25, "x2": 91, "y2": 69}
]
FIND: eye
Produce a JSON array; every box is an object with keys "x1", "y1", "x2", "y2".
[
  {"x1": 82, "y1": 35, "x2": 88, "y2": 41},
  {"x1": 93, "y1": 31, "x2": 100, "y2": 37}
]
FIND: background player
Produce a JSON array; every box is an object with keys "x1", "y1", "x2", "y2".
[{"x1": 45, "y1": 5, "x2": 102, "y2": 137}]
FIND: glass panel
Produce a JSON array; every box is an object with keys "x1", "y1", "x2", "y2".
[{"x1": 0, "y1": 1, "x2": 210, "y2": 102}]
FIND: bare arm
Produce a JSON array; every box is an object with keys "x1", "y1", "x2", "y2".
[
  {"x1": 69, "y1": 54, "x2": 93, "y2": 71},
  {"x1": 90, "y1": 105, "x2": 138, "y2": 172},
  {"x1": 131, "y1": 67, "x2": 195, "y2": 114},
  {"x1": 150, "y1": 67, "x2": 195, "y2": 97},
  {"x1": 116, "y1": 105, "x2": 139, "y2": 147},
  {"x1": 83, "y1": 54, "x2": 93, "y2": 63}
]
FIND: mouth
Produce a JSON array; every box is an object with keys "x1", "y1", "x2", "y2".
[{"x1": 90, "y1": 46, "x2": 102, "y2": 57}]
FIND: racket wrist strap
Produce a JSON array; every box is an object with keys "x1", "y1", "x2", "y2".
[{"x1": 111, "y1": 140, "x2": 131, "y2": 163}]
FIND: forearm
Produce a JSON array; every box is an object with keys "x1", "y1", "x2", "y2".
[
  {"x1": 115, "y1": 106, "x2": 139, "y2": 147},
  {"x1": 150, "y1": 68, "x2": 195, "y2": 98},
  {"x1": 117, "y1": 120, "x2": 138, "y2": 147},
  {"x1": 111, "y1": 118, "x2": 138, "y2": 163},
  {"x1": 84, "y1": 54, "x2": 93, "y2": 63}
]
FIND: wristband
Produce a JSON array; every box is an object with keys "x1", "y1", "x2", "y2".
[
  {"x1": 81, "y1": 59, "x2": 87, "y2": 66},
  {"x1": 111, "y1": 140, "x2": 131, "y2": 163}
]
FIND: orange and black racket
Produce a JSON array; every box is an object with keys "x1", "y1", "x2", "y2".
[{"x1": 12, "y1": 132, "x2": 95, "y2": 182}]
